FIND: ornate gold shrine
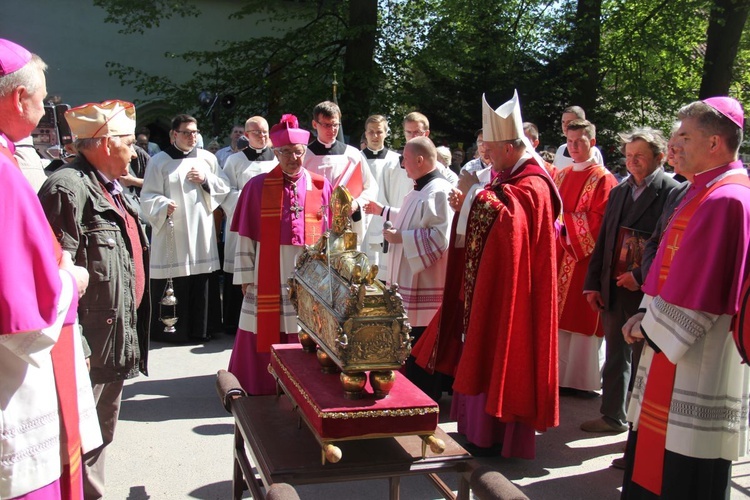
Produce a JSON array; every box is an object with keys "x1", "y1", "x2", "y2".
[{"x1": 288, "y1": 186, "x2": 412, "y2": 399}]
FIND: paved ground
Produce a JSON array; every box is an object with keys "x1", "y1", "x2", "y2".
[{"x1": 107, "y1": 332, "x2": 750, "y2": 499}]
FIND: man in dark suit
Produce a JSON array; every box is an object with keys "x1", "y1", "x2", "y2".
[{"x1": 581, "y1": 127, "x2": 679, "y2": 435}]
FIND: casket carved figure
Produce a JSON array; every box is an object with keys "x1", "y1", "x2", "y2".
[{"x1": 288, "y1": 186, "x2": 412, "y2": 399}]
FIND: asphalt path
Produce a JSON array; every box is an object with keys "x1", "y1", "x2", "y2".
[{"x1": 106, "y1": 332, "x2": 750, "y2": 499}]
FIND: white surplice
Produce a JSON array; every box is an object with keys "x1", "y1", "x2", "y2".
[
  {"x1": 386, "y1": 174, "x2": 455, "y2": 327},
  {"x1": 0, "y1": 273, "x2": 102, "y2": 498},
  {"x1": 303, "y1": 140, "x2": 378, "y2": 248},
  {"x1": 628, "y1": 294, "x2": 750, "y2": 461},
  {"x1": 362, "y1": 147, "x2": 412, "y2": 277},
  {"x1": 221, "y1": 147, "x2": 276, "y2": 272},
  {"x1": 141, "y1": 147, "x2": 230, "y2": 278}
]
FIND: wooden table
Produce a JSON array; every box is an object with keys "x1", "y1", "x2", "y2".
[{"x1": 230, "y1": 395, "x2": 474, "y2": 500}]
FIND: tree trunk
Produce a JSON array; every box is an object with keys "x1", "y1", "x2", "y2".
[
  {"x1": 699, "y1": 0, "x2": 750, "y2": 98},
  {"x1": 570, "y1": 0, "x2": 602, "y2": 115},
  {"x1": 341, "y1": 0, "x2": 378, "y2": 144}
]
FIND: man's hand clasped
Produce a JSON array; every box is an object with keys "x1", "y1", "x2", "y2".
[{"x1": 622, "y1": 312, "x2": 645, "y2": 344}]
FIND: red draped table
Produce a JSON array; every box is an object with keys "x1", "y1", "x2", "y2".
[{"x1": 226, "y1": 343, "x2": 474, "y2": 499}]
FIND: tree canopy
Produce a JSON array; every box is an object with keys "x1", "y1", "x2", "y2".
[{"x1": 95, "y1": 0, "x2": 749, "y2": 158}]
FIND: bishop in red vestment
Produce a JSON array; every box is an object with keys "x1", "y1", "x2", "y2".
[{"x1": 448, "y1": 92, "x2": 561, "y2": 458}]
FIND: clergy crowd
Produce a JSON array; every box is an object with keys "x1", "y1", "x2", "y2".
[{"x1": 2, "y1": 34, "x2": 750, "y2": 500}]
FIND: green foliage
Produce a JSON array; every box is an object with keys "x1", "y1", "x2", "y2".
[
  {"x1": 95, "y1": 0, "x2": 749, "y2": 154},
  {"x1": 92, "y1": 0, "x2": 199, "y2": 34}
]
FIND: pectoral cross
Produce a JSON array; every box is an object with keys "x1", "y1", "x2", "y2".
[
  {"x1": 666, "y1": 233, "x2": 680, "y2": 260},
  {"x1": 289, "y1": 181, "x2": 303, "y2": 219},
  {"x1": 290, "y1": 203, "x2": 304, "y2": 219}
]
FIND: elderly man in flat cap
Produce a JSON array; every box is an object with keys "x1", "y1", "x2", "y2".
[
  {"x1": 38, "y1": 99, "x2": 150, "y2": 500},
  {"x1": 0, "y1": 38, "x2": 101, "y2": 500}
]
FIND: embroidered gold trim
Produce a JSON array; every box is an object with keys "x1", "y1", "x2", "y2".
[{"x1": 270, "y1": 350, "x2": 439, "y2": 419}]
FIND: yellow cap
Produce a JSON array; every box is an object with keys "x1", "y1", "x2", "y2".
[{"x1": 65, "y1": 100, "x2": 136, "y2": 139}]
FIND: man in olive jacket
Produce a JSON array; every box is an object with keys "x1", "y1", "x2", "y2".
[{"x1": 38, "y1": 100, "x2": 149, "y2": 500}]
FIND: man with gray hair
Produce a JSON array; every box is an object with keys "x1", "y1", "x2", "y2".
[
  {"x1": 621, "y1": 97, "x2": 750, "y2": 498},
  {"x1": 0, "y1": 37, "x2": 100, "y2": 500},
  {"x1": 581, "y1": 127, "x2": 678, "y2": 438},
  {"x1": 39, "y1": 99, "x2": 150, "y2": 499},
  {"x1": 222, "y1": 116, "x2": 275, "y2": 335}
]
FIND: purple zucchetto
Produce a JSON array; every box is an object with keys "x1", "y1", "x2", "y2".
[
  {"x1": 703, "y1": 96, "x2": 744, "y2": 129},
  {"x1": 269, "y1": 114, "x2": 310, "y2": 147},
  {"x1": 0, "y1": 38, "x2": 32, "y2": 76}
]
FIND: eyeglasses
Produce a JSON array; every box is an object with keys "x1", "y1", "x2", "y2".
[
  {"x1": 176, "y1": 129, "x2": 200, "y2": 136},
  {"x1": 315, "y1": 121, "x2": 340, "y2": 130},
  {"x1": 247, "y1": 130, "x2": 269, "y2": 137},
  {"x1": 277, "y1": 148, "x2": 306, "y2": 159}
]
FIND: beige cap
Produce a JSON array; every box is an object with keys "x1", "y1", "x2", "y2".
[
  {"x1": 65, "y1": 100, "x2": 136, "y2": 139},
  {"x1": 482, "y1": 90, "x2": 523, "y2": 142}
]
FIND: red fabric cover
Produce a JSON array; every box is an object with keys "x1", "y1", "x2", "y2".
[
  {"x1": 453, "y1": 160, "x2": 560, "y2": 433},
  {"x1": 270, "y1": 344, "x2": 438, "y2": 440}
]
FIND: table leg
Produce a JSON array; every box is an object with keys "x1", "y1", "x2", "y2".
[
  {"x1": 457, "y1": 473, "x2": 470, "y2": 500},
  {"x1": 233, "y1": 430, "x2": 245, "y2": 500},
  {"x1": 389, "y1": 475, "x2": 401, "y2": 500}
]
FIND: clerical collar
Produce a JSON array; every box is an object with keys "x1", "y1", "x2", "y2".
[
  {"x1": 175, "y1": 144, "x2": 193, "y2": 154},
  {"x1": 252, "y1": 147, "x2": 266, "y2": 154},
  {"x1": 363, "y1": 147, "x2": 388, "y2": 160},
  {"x1": 572, "y1": 159, "x2": 595, "y2": 172},
  {"x1": 283, "y1": 170, "x2": 304, "y2": 183},
  {"x1": 414, "y1": 169, "x2": 441, "y2": 191},
  {"x1": 494, "y1": 152, "x2": 532, "y2": 183},
  {"x1": 317, "y1": 138, "x2": 336, "y2": 149},
  {"x1": 165, "y1": 144, "x2": 198, "y2": 159}
]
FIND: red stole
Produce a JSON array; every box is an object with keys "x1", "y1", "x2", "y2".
[
  {"x1": 256, "y1": 167, "x2": 324, "y2": 352},
  {"x1": 2, "y1": 140, "x2": 83, "y2": 498},
  {"x1": 632, "y1": 173, "x2": 750, "y2": 495}
]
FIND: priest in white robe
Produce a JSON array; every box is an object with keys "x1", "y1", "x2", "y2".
[
  {"x1": 365, "y1": 137, "x2": 454, "y2": 400},
  {"x1": 221, "y1": 116, "x2": 275, "y2": 335},
  {"x1": 140, "y1": 114, "x2": 230, "y2": 343},
  {"x1": 302, "y1": 101, "x2": 377, "y2": 248},
  {"x1": 360, "y1": 114, "x2": 412, "y2": 279}
]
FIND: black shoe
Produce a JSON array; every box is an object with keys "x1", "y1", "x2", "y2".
[{"x1": 464, "y1": 442, "x2": 501, "y2": 457}]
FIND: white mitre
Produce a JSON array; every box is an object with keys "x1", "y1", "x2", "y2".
[{"x1": 482, "y1": 90, "x2": 524, "y2": 142}]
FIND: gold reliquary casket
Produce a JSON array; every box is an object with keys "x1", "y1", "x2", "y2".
[{"x1": 288, "y1": 186, "x2": 412, "y2": 399}]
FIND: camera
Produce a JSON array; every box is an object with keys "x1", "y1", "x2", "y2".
[{"x1": 31, "y1": 103, "x2": 72, "y2": 160}]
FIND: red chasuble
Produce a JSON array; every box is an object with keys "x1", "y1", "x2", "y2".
[
  {"x1": 453, "y1": 159, "x2": 561, "y2": 432},
  {"x1": 554, "y1": 165, "x2": 616, "y2": 337}
]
